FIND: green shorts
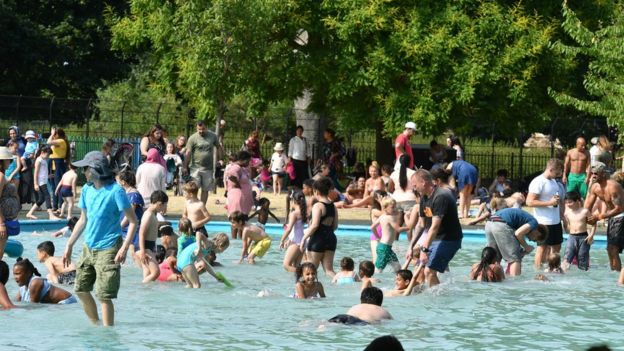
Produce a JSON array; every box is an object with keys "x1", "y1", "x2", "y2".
[
  {"x1": 74, "y1": 237, "x2": 122, "y2": 300},
  {"x1": 375, "y1": 242, "x2": 398, "y2": 270},
  {"x1": 566, "y1": 172, "x2": 588, "y2": 199}
]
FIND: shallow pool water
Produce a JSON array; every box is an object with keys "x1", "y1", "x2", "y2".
[{"x1": 3, "y1": 227, "x2": 623, "y2": 351}]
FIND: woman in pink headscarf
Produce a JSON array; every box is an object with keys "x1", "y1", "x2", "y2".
[
  {"x1": 225, "y1": 151, "x2": 254, "y2": 239},
  {"x1": 136, "y1": 149, "x2": 167, "y2": 206}
]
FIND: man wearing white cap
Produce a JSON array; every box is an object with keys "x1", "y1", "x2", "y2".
[{"x1": 395, "y1": 122, "x2": 416, "y2": 169}]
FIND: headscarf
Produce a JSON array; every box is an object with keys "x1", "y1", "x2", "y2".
[{"x1": 145, "y1": 148, "x2": 166, "y2": 169}]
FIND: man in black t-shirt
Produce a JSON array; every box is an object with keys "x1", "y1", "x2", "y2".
[{"x1": 407, "y1": 169, "x2": 463, "y2": 287}]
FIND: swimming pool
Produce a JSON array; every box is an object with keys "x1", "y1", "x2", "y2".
[{"x1": 2, "y1": 221, "x2": 620, "y2": 350}]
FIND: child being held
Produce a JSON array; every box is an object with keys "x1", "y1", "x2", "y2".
[
  {"x1": 562, "y1": 191, "x2": 594, "y2": 271},
  {"x1": 294, "y1": 262, "x2": 326, "y2": 299},
  {"x1": 359, "y1": 260, "x2": 378, "y2": 291},
  {"x1": 332, "y1": 257, "x2": 360, "y2": 285},
  {"x1": 546, "y1": 253, "x2": 564, "y2": 274},
  {"x1": 230, "y1": 211, "x2": 272, "y2": 264},
  {"x1": 469, "y1": 247, "x2": 505, "y2": 282},
  {"x1": 385, "y1": 270, "x2": 414, "y2": 297},
  {"x1": 13, "y1": 258, "x2": 77, "y2": 304},
  {"x1": 36, "y1": 241, "x2": 77, "y2": 285},
  {"x1": 51, "y1": 216, "x2": 78, "y2": 238}
]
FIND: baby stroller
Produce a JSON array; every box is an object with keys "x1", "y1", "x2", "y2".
[{"x1": 110, "y1": 143, "x2": 134, "y2": 173}]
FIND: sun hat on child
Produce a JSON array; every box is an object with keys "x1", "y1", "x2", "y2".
[{"x1": 274, "y1": 142, "x2": 284, "y2": 151}]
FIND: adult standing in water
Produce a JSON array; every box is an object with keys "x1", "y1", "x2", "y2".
[
  {"x1": 47, "y1": 127, "x2": 69, "y2": 211},
  {"x1": 584, "y1": 162, "x2": 624, "y2": 271},
  {"x1": 394, "y1": 122, "x2": 416, "y2": 170},
  {"x1": 409, "y1": 169, "x2": 462, "y2": 287},
  {"x1": 63, "y1": 151, "x2": 138, "y2": 327},
  {"x1": 182, "y1": 120, "x2": 220, "y2": 204},
  {"x1": 288, "y1": 125, "x2": 310, "y2": 189},
  {"x1": 225, "y1": 151, "x2": 254, "y2": 239},
  {"x1": 526, "y1": 159, "x2": 564, "y2": 268},
  {"x1": 0, "y1": 147, "x2": 21, "y2": 259},
  {"x1": 300, "y1": 177, "x2": 338, "y2": 278},
  {"x1": 563, "y1": 137, "x2": 590, "y2": 199}
]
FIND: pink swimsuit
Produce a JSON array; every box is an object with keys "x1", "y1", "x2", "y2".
[{"x1": 158, "y1": 260, "x2": 175, "y2": 282}]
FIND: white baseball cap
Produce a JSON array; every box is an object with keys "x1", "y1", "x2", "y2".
[{"x1": 405, "y1": 122, "x2": 417, "y2": 131}]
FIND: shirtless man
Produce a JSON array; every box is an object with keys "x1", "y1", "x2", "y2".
[
  {"x1": 345, "y1": 287, "x2": 393, "y2": 323},
  {"x1": 563, "y1": 137, "x2": 591, "y2": 199},
  {"x1": 584, "y1": 162, "x2": 624, "y2": 271}
]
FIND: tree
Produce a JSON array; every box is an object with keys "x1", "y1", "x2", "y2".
[{"x1": 549, "y1": 2, "x2": 624, "y2": 140}]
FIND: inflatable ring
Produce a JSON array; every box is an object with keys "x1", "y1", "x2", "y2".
[{"x1": 5, "y1": 239, "x2": 23, "y2": 258}]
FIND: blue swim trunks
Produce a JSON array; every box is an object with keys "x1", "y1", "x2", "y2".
[{"x1": 428, "y1": 240, "x2": 461, "y2": 273}]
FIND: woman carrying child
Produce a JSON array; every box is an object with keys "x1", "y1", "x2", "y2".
[
  {"x1": 225, "y1": 151, "x2": 254, "y2": 239},
  {"x1": 279, "y1": 191, "x2": 307, "y2": 272}
]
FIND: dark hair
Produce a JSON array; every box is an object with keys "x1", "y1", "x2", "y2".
[
  {"x1": 496, "y1": 169, "x2": 509, "y2": 178},
  {"x1": 472, "y1": 247, "x2": 498, "y2": 282},
  {"x1": 429, "y1": 140, "x2": 438, "y2": 148},
  {"x1": 396, "y1": 269, "x2": 413, "y2": 282},
  {"x1": 534, "y1": 224, "x2": 549, "y2": 243},
  {"x1": 398, "y1": 154, "x2": 410, "y2": 191},
  {"x1": 229, "y1": 211, "x2": 249, "y2": 225},
  {"x1": 159, "y1": 224, "x2": 174, "y2": 237},
  {"x1": 67, "y1": 216, "x2": 79, "y2": 230},
  {"x1": 371, "y1": 190, "x2": 387, "y2": 211},
  {"x1": 236, "y1": 150, "x2": 252, "y2": 162},
  {"x1": 150, "y1": 190, "x2": 169, "y2": 204},
  {"x1": 118, "y1": 170, "x2": 137, "y2": 187},
  {"x1": 364, "y1": 335, "x2": 404, "y2": 351},
  {"x1": 296, "y1": 125, "x2": 304, "y2": 132},
  {"x1": 0, "y1": 260, "x2": 9, "y2": 285},
  {"x1": 39, "y1": 146, "x2": 52, "y2": 155},
  {"x1": 37, "y1": 241, "x2": 55, "y2": 256},
  {"x1": 14, "y1": 258, "x2": 41, "y2": 278},
  {"x1": 448, "y1": 135, "x2": 462, "y2": 147},
  {"x1": 196, "y1": 120, "x2": 206, "y2": 127},
  {"x1": 359, "y1": 260, "x2": 375, "y2": 278},
  {"x1": 258, "y1": 198, "x2": 270, "y2": 207},
  {"x1": 303, "y1": 179, "x2": 315, "y2": 188},
  {"x1": 295, "y1": 262, "x2": 317, "y2": 282},
  {"x1": 431, "y1": 167, "x2": 450, "y2": 183},
  {"x1": 144, "y1": 124, "x2": 165, "y2": 139},
  {"x1": 313, "y1": 177, "x2": 333, "y2": 196},
  {"x1": 548, "y1": 253, "x2": 562, "y2": 271},
  {"x1": 360, "y1": 287, "x2": 383, "y2": 306},
  {"x1": 165, "y1": 247, "x2": 178, "y2": 259},
  {"x1": 340, "y1": 257, "x2": 355, "y2": 271},
  {"x1": 566, "y1": 191, "x2": 581, "y2": 202},
  {"x1": 381, "y1": 164, "x2": 392, "y2": 175},
  {"x1": 155, "y1": 245, "x2": 166, "y2": 264},
  {"x1": 290, "y1": 191, "x2": 308, "y2": 223},
  {"x1": 324, "y1": 128, "x2": 336, "y2": 138}
]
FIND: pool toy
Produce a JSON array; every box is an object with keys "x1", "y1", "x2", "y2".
[
  {"x1": 6, "y1": 220, "x2": 20, "y2": 236},
  {"x1": 5, "y1": 239, "x2": 23, "y2": 258},
  {"x1": 215, "y1": 272, "x2": 233, "y2": 288}
]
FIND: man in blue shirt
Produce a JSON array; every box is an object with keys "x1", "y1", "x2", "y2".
[{"x1": 63, "y1": 151, "x2": 139, "y2": 327}]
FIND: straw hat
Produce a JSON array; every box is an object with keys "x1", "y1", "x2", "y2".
[
  {"x1": 274, "y1": 142, "x2": 284, "y2": 151},
  {"x1": 0, "y1": 147, "x2": 15, "y2": 160}
]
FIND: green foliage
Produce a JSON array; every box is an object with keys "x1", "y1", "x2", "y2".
[{"x1": 549, "y1": 3, "x2": 624, "y2": 141}]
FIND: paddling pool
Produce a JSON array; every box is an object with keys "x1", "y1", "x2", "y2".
[{"x1": 2, "y1": 220, "x2": 620, "y2": 350}]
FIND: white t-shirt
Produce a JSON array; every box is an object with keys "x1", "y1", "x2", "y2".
[
  {"x1": 35, "y1": 157, "x2": 49, "y2": 186},
  {"x1": 270, "y1": 152, "x2": 288, "y2": 173},
  {"x1": 528, "y1": 174, "x2": 560, "y2": 225},
  {"x1": 589, "y1": 145, "x2": 601, "y2": 167}
]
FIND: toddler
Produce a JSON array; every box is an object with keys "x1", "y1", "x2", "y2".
[
  {"x1": 359, "y1": 260, "x2": 377, "y2": 291},
  {"x1": 332, "y1": 257, "x2": 359, "y2": 285},
  {"x1": 546, "y1": 253, "x2": 564, "y2": 274},
  {"x1": 51, "y1": 217, "x2": 78, "y2": 238},
  {"x1": 55, "y1": 163, "x2": 78, "y2": 220},
  {"x1": 294, "y1": 262, "x2": 325, "y2": 299},
  {"x1": 36, "y1": 241, "x2": 76, "y2": 285},
  {"x1": 270, "y1": 143, "x2": 288, "y2": 194}
]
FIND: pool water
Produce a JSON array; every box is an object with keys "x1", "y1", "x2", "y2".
[{"x1": 3, "y1": 227, "x2": 623, "y2": 350}]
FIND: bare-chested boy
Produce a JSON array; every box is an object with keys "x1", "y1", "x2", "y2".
[
  {"x1": 563, "y1": 137, "x2": 591, "y2": 199},
  {"x1": 584, "y1": 162, "x2": 624, "y2": 271},
  {"x1": 229, "y1": 211, "x2": 272, "y2": 264},
  {"x1": 182, "y1": 181, "x2": 212, "y2": 239},
  {"x1": 37, "y1": 241, "x2": 76, "y2": 285},
  {"x1": 563, "y1": 191, "x2": 594, "y2": 271},
  {"x1": 373, "y1": 197, "x2": 406, "y2": 273},
  {"x1": 137, "y1": 190, "x2": 168, "y2": 283}
]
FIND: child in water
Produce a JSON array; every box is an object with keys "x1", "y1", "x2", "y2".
[
  {"x1": 0, "y1": 260, "x2": 16, "y2": 309},
  {"x1": 248, "y1": 198, "x2": 280, "y2": 228},
  {"x1": 369, "y1": 190, "x2": 386, "y2": 263},
  {"x1": 332, "y1": 257, "x2": 360, "y2": 285},
  {"x1": 385, "y1": 270, "x2": 414, "y2": 297},
  {"x1": 359, "y1": 260, "x2": 378, "y2": 291},
  {"x1": 51, "y1": 217, "x2": 78, "y2": 238},
  {"x1": 230, "y1": 211, "x2": 272, "y2": 264},
  {"x1": 13, "y1": 258, "x2": 77, "y2": 304},
  {"x1": 373, "y1": 197, "x2": 405, "y2": 273},
  {"x1": 137, "y1": 190, "x2": 169, "y2": 283},
  {"x1": 158, "y1": 248, "x2": 183, "y2": 282},
  {"x1": 36, "y1": 241, "x2": 76, "y2": 285},
  {"x1": 562, "y1": 191, "x2": 594, "y2": 271},
  {"x1": 294, "y1": 262, "x2": 325, "y2": 299},
  {"x1": 176, "y1": 236, "x2": 227, "y2": 289},
  {"x1": 546, "y1": 253, "x2": 564, "y2": 274},
  {"x1": 279, "y1": 191, "x2": 307, "y2": 272},
  {"x1": 469, "y1": 247, "x2": 505, "y2": 282}
]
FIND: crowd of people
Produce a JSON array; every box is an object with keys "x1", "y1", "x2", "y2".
[{"x1": 1, "y1": 119, "x2": 624, "y2": 334}]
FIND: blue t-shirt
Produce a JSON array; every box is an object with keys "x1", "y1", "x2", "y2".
[
  {"x1": 23, "y1": 141, "x2": 38, "y2": 158},
  {"x1": 121, "y1": 191, "x2": 144, "y2": 247},
  {"x1": 79, "y1": 182, "x2": 131, "y2": 250},
  {"x1": 495, "y1": 208, "x2": 538, "y2": 231}
]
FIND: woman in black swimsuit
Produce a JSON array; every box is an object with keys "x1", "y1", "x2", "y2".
[{"x1": 300, "y1": 177, "x2": 338, "y2": 277}]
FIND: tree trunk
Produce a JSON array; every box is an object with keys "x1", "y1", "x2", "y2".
[{"x1": 294, "y1": 90, "x2": 323, "y2": 161}]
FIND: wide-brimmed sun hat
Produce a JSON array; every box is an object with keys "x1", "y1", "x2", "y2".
[
  {"x1": 24, "y1": 130, "x2": 37, "y2": 139},
  {"x1": 0, "y1": 147, "x2": 15, "y2": 160},
  {"x1": 274, "y1": 142, "x2": 284, "y2": 151}
]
